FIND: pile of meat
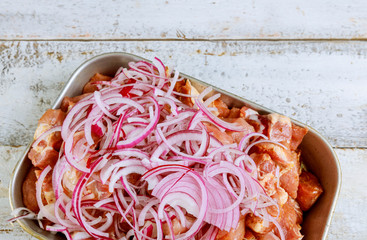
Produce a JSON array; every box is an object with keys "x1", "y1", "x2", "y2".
[{"x1": 22, "y1": 71, "x2": 323, "y2": 240}]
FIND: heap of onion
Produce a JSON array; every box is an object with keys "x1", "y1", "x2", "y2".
[{"x1": 13, "y1": 58, "x2": 286, "y2": 240}]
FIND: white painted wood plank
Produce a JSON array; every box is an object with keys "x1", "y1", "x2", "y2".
[
  {"x1": 0, "y1": 0, "x2": 367, "y2": 40},
  {"x1": 326, "y1": 149, "x2": 367, "y2": 239},
  {"x1": 0, "y1": 41, "x2": 366, "y2": 147},
  {"x1": 0, "y1": 146, "x2": 365, "y2": 239},
  {"x1": 0, "y1": 145, "x2": 36, "y2": 239}
]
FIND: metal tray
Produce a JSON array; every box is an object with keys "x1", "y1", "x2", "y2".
[{"x1": 9, "y1": 52, "x2": 341, "y2": 240}]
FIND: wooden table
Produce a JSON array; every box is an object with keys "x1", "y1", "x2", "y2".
[{"x1": 0, "y1": 1, "x2": 366, "y2": 239}]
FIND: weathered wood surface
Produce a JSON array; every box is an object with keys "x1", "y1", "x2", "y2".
[
  {"x1": 1, "y1": 147, "x2": 366, "y2": 240},
  {"x1": 0, "y1": 146, "x2": 36, "y2": 239},
  {"x1": 0, "y1": 41, "x2": 366, "y2": 148},
  {"x1": 1, "y1": 0, "x2": 367, "y2": 40},
  {"x1": 1, "y1": 1, "x2": 366, "y2": 239}
]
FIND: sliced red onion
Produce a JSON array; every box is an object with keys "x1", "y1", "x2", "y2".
[
  {"x1": 152, "y1": 129, "x2": 212, "y2": 164},
  {"x1": 164, "y1": 211, "x2": 175, "y2": 240},
  {"x1": 244, "y1": 139, "x2": 288, "y2": 155},
  {"x1": 143, "y1": 165, "x2": 208, "y2": 239},
  {"x1": 116, "y1": 97, "x2": 160, "y2": 149},
  {"x1": 8, "y1": 208, "x2": 37, "y2": 223},
  {"x1": 166, "y1": 69, "x2": 180, "y2": 97},
  {"x1": 238, "y1": 132, "x2": 268, "y2": 151},
  {"x1": 203, "y1": 93, "x2": 221, "y2": 107},
  {"x1": 36, "y1": 166, "x2": 59, "y2": 223},
  {"x1": 46, "y1": 224, "x2": 66, "y2": 232},
  {"x1": 196, "y1": 87, "x2": 245, "y2": 132},
  {"x1": 29, "y1": 57, "x2": 289, "y2": 240}
]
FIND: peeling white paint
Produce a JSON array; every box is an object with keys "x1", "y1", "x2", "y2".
[
  {"x1": 0, "y1": 1, "x2": 366, "y2": 238},
  {"x1": 0, "y1": 0, "x2": 367, "y2": 39}
]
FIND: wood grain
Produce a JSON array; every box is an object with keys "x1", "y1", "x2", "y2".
[
  {"x1": 1, "y1": 146, "x2": 365, "y2": 239},
  {"x1": 0, "y1": 145, "x2": 36, "y2": 239},
  {"x1": 0, "y1": 1, "x2": 365, "y2": 239},
  {"x1": 0, "y1": 0, "x2": 367, "y2": 40},
  {"x1": 328, "y1": 149, "x2": 367, "y2": 239},
  {"x1": 0, "y1": 41, "x2": 366, "y2": 148}
]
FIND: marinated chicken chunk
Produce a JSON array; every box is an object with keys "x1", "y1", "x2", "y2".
[
  {"x1": 33, "y1": 109, "x2": 66, "y2": 149},
  {"x1": 173, "y1": 79, "x2": 199, "y2": 107},
  {"x1": 277, "y1": 197, "x2": 303, "y2": 240},
  {"x1": 271, "y1": 187, "x2": 289, "y2": 207},
  {"x1": 227, "y1": 107, "x2": 241, "y2": 118},
  {"x1": 205, "y1": 118, "x2": 255, "y2": 145},
  {"x1": 255, "y1": 143, "x2": 292, "y2": 168},
  {"x1": 246, "y1": 214, "x2": 274, "y2": 235},
  {"x1": 62, "y1": 166, "x2": 112, "y2": 200},
  {"x1": 267, "y1": 113, "x2": 292, "y2": 144},
  {"x1": 162, "y1": 215, "x2": 195, "y2": 236},
  {"x1": 83, "y1": 73, "x2": 113, "y2": 93},
  {"x1": 22, "y1": 167, "x2": 40, "y2": 213},
  {"x1": 280, "y1": 152, "x2": 301, "y2": 199},
  {"x1": 213, "y1": 99, "x2": 230, "y2": 118},
  {"x1": 205, "y1": 123, "x2": 234, "y2": 145},
  {"x1": 244, "y1": 229, "x2": 257, "y2": 240},
  {"x1": 251, "y1": 153, "x2": 277, "y2": 195},
  {"x1": 296, "y1": 171, "x2": 323, "y2": 211},
  {"x1": 259, "y1": 232, "x2": 280, "y2": 240},
  {"x1": 248, "y1": 195, "x2": 303, "y2": 240},
  {"x1": 290, "y1": 124, "x2": 308, "y2": 151},
  {"x1": 60, "y1": 93, "x2": 91, "y2": 112},
  {"x1": 34, "y1": 168, "x2": 55, "y2": 204},
  {"x1": 240, "y1": 106, "x2": 258, "y2": 119},
  {"x1": 216, "y1": 216, "x2": 245, "y2": 240},
  {"x1": 28, "y1": 109, "x2": 66, "y2": 169},
  {"x1": 28, "y1": 147, "x2": 59, "y2": 170},
  {"x1": 225, "y1": 118, "x2": 255, "y2": 144}
]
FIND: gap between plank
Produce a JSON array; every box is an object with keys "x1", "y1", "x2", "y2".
[{"x1": 1, "y1": 38, "x2": 367, "y2": 42}]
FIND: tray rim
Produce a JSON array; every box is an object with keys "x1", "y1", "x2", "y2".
[{"x1": 9, "y1": 52, "x2": 342, "y2": 240}]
